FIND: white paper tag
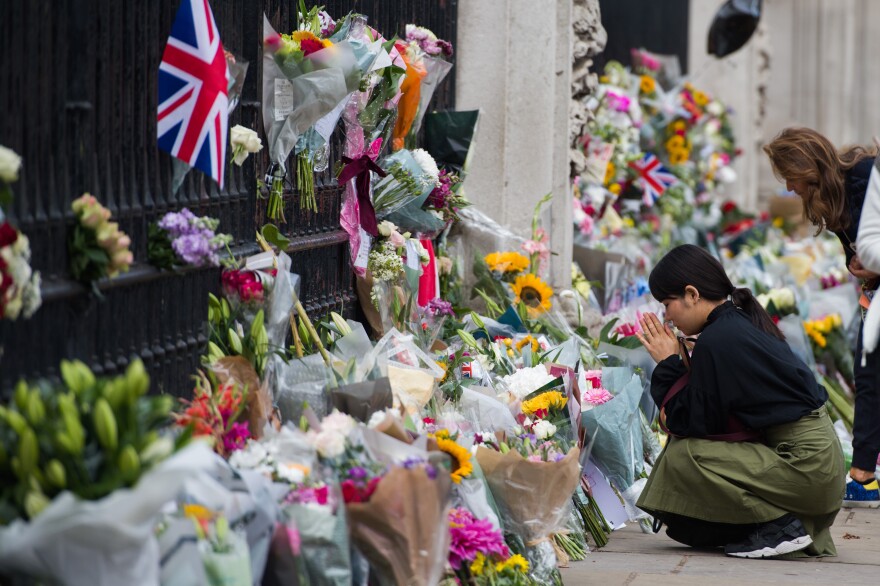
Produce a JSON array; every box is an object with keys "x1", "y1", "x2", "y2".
[
  {"x1": 314, "y1": 95, "x2": 350, "y2": 141},
  {"x1": 273, "y1": 79, "x2": 294, "y2": 121},
  {"x1": 354, "y1": 227, "x2": 371, "y2": 270},
  {"x1": 404, "y1": 240, "x2": 422, "y2": 271}
]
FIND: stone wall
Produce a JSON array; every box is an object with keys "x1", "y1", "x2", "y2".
[{"x1": 570, "y1": 0, "x2": 608, "y2": 178}]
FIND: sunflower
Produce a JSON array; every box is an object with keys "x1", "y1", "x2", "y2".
[
  {"x1": 515, "y1": 335, "x2": 540, "y2": 353},
  {"x1": 665, "y1": 135, "x2": 686, "y2": 152},
  {"x1": 668, "y1": 149, "x2": 690, "y2": 165},
  {"x1": 485, "y1": 251, "x2": 529, "y2": 274},
  {"x1": 435, "y1": 436, "x2": 473, "y2": 483},
  {"x1": 510, "y1": 274, "x2": 553, "y2": 316},
  {"x1": 639, "y1": 75, "x2": 656, "y2": 94}
]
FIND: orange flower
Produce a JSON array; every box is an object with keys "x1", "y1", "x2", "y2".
[{"x1": 392, "y1": 44, "x2": 427, "y2": 150}]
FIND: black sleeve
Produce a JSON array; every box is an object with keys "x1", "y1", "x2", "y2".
[
  {"x1": 650, "y1": 355, "x2": 686, "y2": 407},
  {"x1": 650, "y1": 347, "x2": 723, "y2": 438}
]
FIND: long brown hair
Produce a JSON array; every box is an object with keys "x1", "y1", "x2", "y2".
[{"x1": 763, "y1": 127, "x2": 875, "y2": 234}]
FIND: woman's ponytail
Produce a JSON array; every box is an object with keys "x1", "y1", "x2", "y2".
[{"x1": 730, "y1": 287, "x2": 786, "y2": 341}]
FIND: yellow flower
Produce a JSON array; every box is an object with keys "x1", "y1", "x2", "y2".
[
  {"x1": 182, "y1": 504, "x2": 214, "y2": 522},
  {"x1": 639, "y1": 75, "x2": 656, "y2": 94},
  {"x1": 668, "y1": 149, "x2": 690, "y2": 165},
  {"x1": 772, "y1": 217, "x2": 784, "y2": 228},
  {"x1": 622, "y1": 217, "x2": 635, "y2": 228},
  {"x1": 521, "y1": 391, "x2": 568, "y2": 416},
  {"x1": 608, "y1": 183, "x2": 622, "y2": 195},
  {"x1": 435, "y1": 436, "x2": 473, "y2": 483},
  {"x1": 599, "y1": 75, "x2": 610, "y2": 84},
  {"x1": 496, "y1": 554, "x2": 529, "y2": 573},
  {"x1": 290, "y1": 30, "x2": 320, "y2": 43},
  {"x1": 515, "y1": 335, "x2": 540, "y2": 353},
  {"x1": 485, "y1": 251, "x2": 530, "y2": 274},
  {"x1": 470, "y1": 553, "x2": 487, "y2": 576},
  {"x1": 604, "y1": 162, "x2": 615, "y2": 185},
  {"x1": 321, "y1": 39, "x2": 333, "y2": 48},
  {"x1": 671, "y1": 120, "x2": 687, "y2": 132},
  {"x1": 510, "y1": 274, "x2": 553, "y2": 316},
  {"x1": 692, "y1": 90, "x2": 710, "y2": 107},
  {"x1": 665, "y1": 135, "x2": 686, "y2": 152}
]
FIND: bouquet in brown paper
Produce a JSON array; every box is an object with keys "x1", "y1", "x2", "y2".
[
  {"x1": 346, "y1": 465, "x2": 452, "y2": 586},
  {"x1": 475, "y1": 443, "x2": 581, "y2": 585},
  {"x1": 211, "y1": 355, "x2": 278, "y2": 440}
]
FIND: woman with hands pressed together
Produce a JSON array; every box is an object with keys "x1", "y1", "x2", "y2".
[{"x1": 635, "y1": 245, "x2": 845, "y2": 559}]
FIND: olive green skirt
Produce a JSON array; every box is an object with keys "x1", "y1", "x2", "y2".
[{"x1": 637, "y1": 406, "x2": 845, "y2": 556}]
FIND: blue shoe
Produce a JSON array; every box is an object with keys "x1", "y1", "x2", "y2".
[{"x1": 844, "y1": 478, "x2": 880, "y2": 508}]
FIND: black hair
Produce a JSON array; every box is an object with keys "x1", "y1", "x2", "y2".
[{"x1": 648, "y1": 244, "x2": 785, "y2": 340}]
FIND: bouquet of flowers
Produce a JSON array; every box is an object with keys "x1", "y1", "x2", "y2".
[
  {"x1": 392, "y1": 25, "x2": 454, "y2": 151},
  {"x1": 0, "y1": 360, "x2": 206, "y2": 586},
  {"x1": 446, "y1": 507, "x2": 534, "y2": 586},
  {"x1": 261, "y1": 7, "x2": 362, "y2": 218},
  {"x1": 186, "y1": 508, "x2": 253, "y2": 586},
  {"x1": 68, "y1": 193, "x2": 133, "y2": 285},
  {"x1": 148, "y1": 208, "x2": 232, "y2": 270},
  {"x1": 475, "y1": 437, "x2": 581, "y2": 585},
  {"x1": 373, "y1": 148, "x2": 444, "y2": 235},
  {"x1": 174, "y1": 374, "x2": 251, "y2": 458},
  {"x1": 0, "y1": 220, "x2": 41, "y2": 321}
]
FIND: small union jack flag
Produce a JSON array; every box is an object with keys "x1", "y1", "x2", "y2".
[
  {"x1": 628, "y1": 153, "x2": 677, "y2": 207},
  {"x1": 157, "y1": 0, "x2": 230, "y2": 188}
]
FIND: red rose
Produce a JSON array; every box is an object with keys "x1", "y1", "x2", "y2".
[
  {"x1": 300, "y1": 38, "x2": 325, "y2": 56},
  {"x1": 721, "y1": 201, "x2": 737, "y2": 213},
  {"x1": 239, "y1": 279, "x2": 264, "y2": 302},
  {"x1": 0, "y1": 222, "x2": 18, "y2": 248},
  {"x1": 341, "y1": 479, "x2": 360, "y2": 503},
  {"x1": 363, "y1": 476, "x2": 381, "y2": 501}
]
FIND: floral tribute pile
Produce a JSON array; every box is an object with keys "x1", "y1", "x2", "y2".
[{"x1": 0, "y1": 13, "x2": 869, "y2": 586}]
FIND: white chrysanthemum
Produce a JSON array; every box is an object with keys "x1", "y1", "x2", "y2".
[
  {"x1": 411, "y1": 148, "x2": 440, "y2": 186},
  {"x1": 500, "y1": 366, "x2": 556, "y2": 400},
  {"x1": 321, "y1": 411, "x2": 356, "y2": 436},
  {"x1": 229, "y1": 440, "x2": 270, "y2": 470}
]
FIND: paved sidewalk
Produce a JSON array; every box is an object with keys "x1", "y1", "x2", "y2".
[{"x1": 560, "y1": 506, "x2": 880, "y2": 585}]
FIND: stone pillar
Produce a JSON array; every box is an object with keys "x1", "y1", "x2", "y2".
[{"x1": 456, "y1": 0, "x2": 577, "y2": 288}]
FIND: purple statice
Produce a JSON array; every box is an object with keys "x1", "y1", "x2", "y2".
[
  {"x1": 401, "y1": 457, "x2": 438, "y2": 479},
  {"x1": 158, "y1": 208, "x2": 231, "y2": 268},
  {"x1": 426, "y1": 298, "x2": 454, "y2": 317}
]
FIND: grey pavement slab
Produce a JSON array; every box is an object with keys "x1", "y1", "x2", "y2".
[{"x1": 560, "y1": 506, "x2": 880, "y2": 585}]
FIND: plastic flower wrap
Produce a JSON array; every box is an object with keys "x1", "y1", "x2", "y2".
[
  {"x1": 475, "y1": 436, "x2": 581, "y2": 585},
  {"x1": 68, "y1": 193, "x2": 133, "y2": 285},
  {"x1": 392, "y1": 25, "x2": 454, "y2": 151},
  {"x1": 261, "y1": 12, "x2": 361, "y2": 218},
  {"x1": 0, "y1": 220, "x2": 41, "y2": 321},
  {"x1": 0, "y1": 360, "x2": 207, "y2": 586},
  {"x1": 148, "y1": 208, "x2": 232, "y2": 269}
]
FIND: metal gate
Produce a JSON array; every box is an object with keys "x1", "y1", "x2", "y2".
[{"x1": 0, "y1": 0, "x2": 457, "y2": 395}]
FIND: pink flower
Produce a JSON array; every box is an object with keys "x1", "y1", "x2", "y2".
[
  {"x1": 389, "y1": 230, "x2": 406, "y2": 248},
  {"x1": 582, "y1": 386, "x2": 614, "y2": 407},
  {"x1": 286, "y1": 525, "x2": 301, "y2": 556},
  {"x1": 447, "y1": 508, "x2": 509, "y2": 569},
  {"x1": 583, "y1": 369, "x2": 603, "y2": 389},
  {"x1": 606, "y1": 91, "x2": 631, "y2": 112},
  {"x1": 578, "y1": 215, "x2": 595, "y2": 236},
  {"x1": 222, "y1": 422, "x2": 250, "y2": 453},
  {"x1": 264, "y1": 33, "x2": 283, "y2": 52},
  {"x1": 615, "y1": 322, "x2": 639, "y2": 337}
]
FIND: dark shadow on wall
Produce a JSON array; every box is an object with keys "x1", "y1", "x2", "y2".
[{"x1": 594, "y1": 0, "x2": 690, "y2": 74}]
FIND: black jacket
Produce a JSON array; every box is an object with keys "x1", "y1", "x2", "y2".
[
  {"x1": 651, "y1": 302, "x2": 827, "y2": 437},
  {"x1": 833, "y1": 157, "x2": 874, "y2": 266}
]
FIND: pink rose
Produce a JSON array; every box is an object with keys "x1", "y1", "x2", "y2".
[{"x1": 389, "y1": 230, "x2": 406, "y2": 248}]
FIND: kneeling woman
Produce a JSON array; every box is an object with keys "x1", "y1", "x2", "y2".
[{"x1": 635, "y1": 244, "x2": 845, "y2": 558}]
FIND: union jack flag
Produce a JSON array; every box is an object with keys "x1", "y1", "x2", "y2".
[
  {"x1": 628, "y1": 153, "x2": 677, "y2": 207},
  {"x1": 157, "y1": 0, "x2": 230, "y2": 188}
]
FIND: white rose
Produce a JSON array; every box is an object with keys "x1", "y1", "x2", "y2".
[
  {"x1": 312, "y1": 430, "x2": 346, "y2": 459},
  {"x1": 0, "y1": 145, "x2": 22, "y2": 183},
  {"x1": 716, "y1": 166, "x2": 737, "y2": 184},
  {"x1": 276, "y1": 462, "x2": 306, "y2": 484},
  {"x1": 321, "y1": 411, "x2": 357, "y2": 437},
  {"x1": 377, "y1": 220, "x2": 397, "y2": 237},
  {"x1": 533, "y1": 419, "x2": 557, "y2": 440},
  {"x1": 229, "y1": 125, "x2": 263, "y2": 165},
  {"x1": 706, "y1": 101, "x2": 725, "y2": 117},
  {"x1": 770, "y1": 287, "x2": 795, "y2": 309}
]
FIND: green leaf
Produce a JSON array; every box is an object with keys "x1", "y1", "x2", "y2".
[{"x1": 260, "y1": 223, "x2": 290, "y2": 250}]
